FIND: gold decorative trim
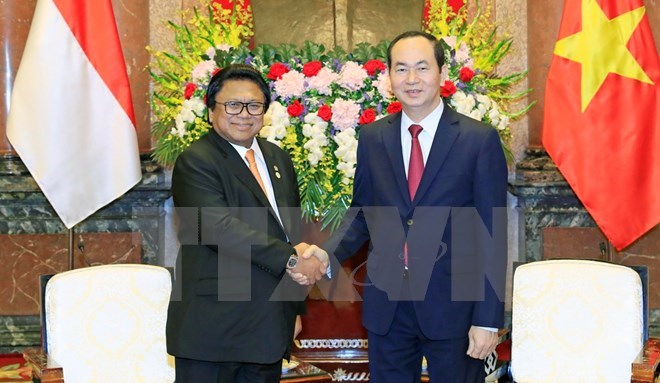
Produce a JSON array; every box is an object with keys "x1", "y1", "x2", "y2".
[
  {"x1": 332, "y1": 368, "x2": 370, "y2": 381},
  {"x1": 294, "y1": 338, "x2": 368, "y2": 349}
]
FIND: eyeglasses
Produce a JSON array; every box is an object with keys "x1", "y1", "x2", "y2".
[{"x1": 215, "y1": 101, "x2": 266, "y2": 116}]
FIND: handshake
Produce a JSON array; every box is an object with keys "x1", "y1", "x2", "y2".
[{"x1": 287, "y1": 243, "x2": 329, "y2": 286}]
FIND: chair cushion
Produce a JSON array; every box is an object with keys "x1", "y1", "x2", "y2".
[
  {"x1": 46, "y1": 264, "x2": 174, "y2": 383},
  {"x1": 511, "y1": 260, "x2": 643, "y2": 383}
]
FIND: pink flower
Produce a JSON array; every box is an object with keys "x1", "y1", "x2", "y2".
[
  {"x1": 338, "y1": 61, "x2": 368, "y2": 91},
  {"x1": 330, "y1": 99, "x2": 361, "y2": 131},
  {"x1": 373, "y1": 72, "x2": 393, "y2": 99},
  {"x1": 274, "y1": 70, "x2": 305, "y2": 99},
  {"x1": 307, "y1": 67, "x2": 338, "y2": 95},
  {"x1": 191, "y1": 60, "x2": 216, "y2": 83}
]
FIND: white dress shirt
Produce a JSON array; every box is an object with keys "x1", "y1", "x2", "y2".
[{"x1": 400, "y1": 102, "x2": 444, "y2": 177}]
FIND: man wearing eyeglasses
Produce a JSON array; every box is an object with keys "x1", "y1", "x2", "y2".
[{"x1": 166, "y1": 64, "x2": 328, "y2": 383}]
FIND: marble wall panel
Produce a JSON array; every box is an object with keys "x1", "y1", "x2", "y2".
[
  {"x1": 0, "y1": 233, "x2": 142, "y2": 316},
  {"x1": 543, "y1": 226, "x2": 660, "y2": 309}
]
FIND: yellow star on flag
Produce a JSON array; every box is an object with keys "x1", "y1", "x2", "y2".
[{"x1": 553, "y1": 0, "x2": 654, "y2": 112}]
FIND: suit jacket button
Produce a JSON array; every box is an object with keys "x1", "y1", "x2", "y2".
[{"x1": 407, "y1": 219, "x2": 414, "y2": 226}]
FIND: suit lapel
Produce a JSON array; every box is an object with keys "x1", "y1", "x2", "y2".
[
  {"x1": 210, "y1": 132, "x2": 279, "y2": 210},
  {"x1": 381, "y1": 113, "x2": 411, "y2": 205},
  {"x1": 412, "y1": 104, "x2": 461, "y2": 205}
]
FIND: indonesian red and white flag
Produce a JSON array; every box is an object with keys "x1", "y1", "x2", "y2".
[
  {"x1": 543, "y1": 0, "x2": 660, "y2": 250},
  {"x1": 7, "y1": 0, "x2": 142, "y2": 228}
]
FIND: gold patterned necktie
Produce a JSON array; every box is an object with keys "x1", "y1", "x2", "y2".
[{"x1": 245, "y1": 149, "x2": 267, "y2": 195}]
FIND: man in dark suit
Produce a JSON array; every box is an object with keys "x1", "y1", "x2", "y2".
[
  {"x1": 302, "y1": 31, "x2": 508, "y2": 382},
  {"x1": 166, "y1": 64, "x2": 327, "y2": 383}
]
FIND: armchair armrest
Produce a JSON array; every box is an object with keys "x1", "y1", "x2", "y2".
[
  {"x1": 631, "y1": 337, "x2": 660, "y2": 383},
  {"x1": 22, "y1": 347, "x2": 63, "y2": 383}
]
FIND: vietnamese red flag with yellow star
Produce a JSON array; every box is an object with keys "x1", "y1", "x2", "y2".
[{"x1": 542, "y1": 0, "x2": 660, "y2": 250}]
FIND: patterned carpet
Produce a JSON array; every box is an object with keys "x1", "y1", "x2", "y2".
[{"x1": 0, "y1": 354, "x2": 30, "y2": 382}]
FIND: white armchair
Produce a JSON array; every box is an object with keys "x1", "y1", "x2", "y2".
[
  {"x1": 510, "y1": 259, "x2": 657, "y2": 383},
  {"x1": 32, "y1": 264, "x2": 175, "y2": 383}
]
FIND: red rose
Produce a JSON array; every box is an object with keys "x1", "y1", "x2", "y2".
[
  {"x1": 267, "y1": 62, "x2": 289, "y2": 80},
  {"x1": 359, "y1": 108, "x2": 377, "y2": 125},
  {"x1": 440, "y1": 80, "x2": 457, "y2": 98},
  {"x1": 363, "y1": 59, "x2": 387, "y2": 76},
  {"x1": 212, "y1": 67, "x2": 222, "y2": 77},
  {"x1": 183, "y1": 82, "x2": 197, "y2": 100},
  {"x1": 459, "y1": 67, "x2": 475, "y2": 83},
  {"x1": 302, "y1": 61, "x2": 323, "y2": 77},
  {"x1": 317, "y1": 105, "x2": 333, "y2": 121},
  {"x1": 287, "y1": 100, "x2": 304, "y2": 117},
  {"x1": 386, "y1": 101, "x2": 402, "y2": 114}
]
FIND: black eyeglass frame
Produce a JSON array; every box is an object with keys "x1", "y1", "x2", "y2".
[{"x1": 215, "y1": 101, "x2": 266, "y2": 116}]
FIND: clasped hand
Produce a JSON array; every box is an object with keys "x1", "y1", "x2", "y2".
[{"x1": 288, "y1": 243, "x2": 329, "y2": 286}]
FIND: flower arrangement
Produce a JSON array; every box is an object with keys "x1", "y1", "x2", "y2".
[{"x1": 150, "y1": 0, "x2": 531, "y2": 230}]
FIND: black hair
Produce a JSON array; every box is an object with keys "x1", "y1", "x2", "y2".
[
  {"x1": 205, "y1": 63, "x2": 271, "y2": 112},
  {"x1": 386, "y1": 31, "x2": 445, "y2": 72}
]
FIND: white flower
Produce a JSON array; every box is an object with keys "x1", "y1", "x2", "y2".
[
  {"x1": 300, "y1": 113, "x2": 330, "y2": 166},
  {"x1": 476, "y1": 94, "x2": 491, "y2": 109},
  {"x1": 333, "y1": 128, "x2": 358, "y2": 181},
  {"x1": 450, "y1": 90, "x2": 476, "y2": 115},
  {"x1": 304, "y1": 139, "x2": 324, "y2": 165},
  {"x1": 260, "y1": 101, "x2": 289, "y2": 145},
  {"x1": 173, "y1": 116, "x2": 186, "y2": 138},
  {"x1": 497, "y1": 114, "x2": 509, "y2": 131}
]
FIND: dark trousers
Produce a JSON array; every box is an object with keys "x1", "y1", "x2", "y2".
[
  {"x1": 175, "y1": 357, "x2": 282, "y2": 383},
  {"x1": 367, "y1": 301, "x2": 484, "y2": 383}
]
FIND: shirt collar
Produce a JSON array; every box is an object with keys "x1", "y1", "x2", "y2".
[
  {"x1": 400, "y1": 102, "x2": 444, "y2": 137},
  {"x1": 229, "y1": 138, "x2": 264, "y2": 164}
]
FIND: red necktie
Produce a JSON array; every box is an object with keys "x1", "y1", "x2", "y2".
[
  {"x1": 405, "y1": 124, "x2": 424, "y2": 270},
  {"x1": 408, "y1": 124, "x2": 424, "y2": 199}
]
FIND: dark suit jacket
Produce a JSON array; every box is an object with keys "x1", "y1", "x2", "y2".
[
  {"x1": 166, "y1": 129, "x2": 305, "y2": 364},
  {"x1": 325, "y1": 104, "x2": 508, "y2": 339}
]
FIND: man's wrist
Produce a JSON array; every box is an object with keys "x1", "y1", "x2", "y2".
[{"x1": 286, "y1": 253, "x2": 298, "y2": 269}]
